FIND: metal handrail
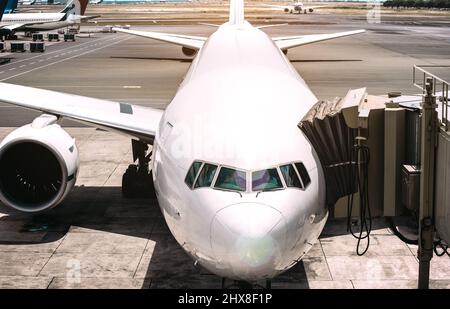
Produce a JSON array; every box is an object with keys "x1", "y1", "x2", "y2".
[{"x1": 413, "y1": 65, "x2": 450, "y2": 131}]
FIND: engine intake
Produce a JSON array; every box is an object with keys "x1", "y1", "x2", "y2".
[{"x1": 0, "y1": 118, "x2": 79, "y2": 213}]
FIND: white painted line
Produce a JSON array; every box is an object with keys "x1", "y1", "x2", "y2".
[
  {"x1": 19, "y1": 65, "x2": 26, "y2": 68},
  {"x1": 30, "y1": 62, "x2": 35, "y2": 65},
  {"x1": 1, "y1": 36, "x2": 130, "y2": 82},
  {"x1": 123, "y1": 86, "x2": 142, "y2": 89},
  {"x1": 0, "y1": 71, "x2": 3, "y2": 74},
  {"x1": 8, "y1": 68, "x2": 15, "y2": 71}
]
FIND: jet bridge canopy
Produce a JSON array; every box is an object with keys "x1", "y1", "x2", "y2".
[{"x1": 298, "y1": 89, "x2": 367, "y2": 208}]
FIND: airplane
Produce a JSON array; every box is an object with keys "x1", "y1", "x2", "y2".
[
  {"x1": 0, "y1": 0, "x2": 364, "y2": 283},
  {"x1": 0, "y1": 0, "x2": 96, "y2": 34},
  {"x1": 267, "y1": 1, "x2": 326, "y2": 14}
]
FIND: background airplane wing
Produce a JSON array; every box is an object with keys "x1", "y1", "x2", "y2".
[
  {"x1": 265, "y1": 4, "x2": 291, "y2": 10},
  {"x1": 113, "y1": 28, "x2": 206, "y2": 50},
  {"x1": 273, "y1": 29, "x2": 365, "y2": 50},
  {"x1": 0, "y1": 83, "x2": 163, "y2": 143}
]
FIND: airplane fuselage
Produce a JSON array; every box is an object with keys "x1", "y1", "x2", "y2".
[
  {"x1": 0, "y1": 13, "x2": 77, "y2": 32},
  {"x1": 152, "y1": 22, "x2": 327, "y2": 281}
]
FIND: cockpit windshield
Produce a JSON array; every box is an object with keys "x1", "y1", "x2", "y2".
[
  {"x1": 184, "y1": 160, "x2": 310, "y2": 193},
  {"x1": 194, "y1": 163, "x2": 218, "y2": 188},
  {"x1": 252, "y1": 168, "x2": 283, "y2": 191},
  {"x1": 280, "y1": 164, "x2": 302, "y2": 188},
  {"x1": 214, "y1": 167, "x2": 247, "y2": 192}
]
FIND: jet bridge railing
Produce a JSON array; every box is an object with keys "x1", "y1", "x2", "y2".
[{"x1": 413, "y1": 65, "x2": 450, "y2": 131}]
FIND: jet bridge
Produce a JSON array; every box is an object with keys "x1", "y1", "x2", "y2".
[
  {"x1": 299, "y1": 87, "x2": 387, "y2": 217},
  {"x1": 299, "y1": 65, "x2": 450, "y2": 288}
]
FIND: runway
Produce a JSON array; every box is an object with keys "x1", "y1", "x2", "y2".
[{"x1": 0, "y1": 4, "x2": 450, "y2": 288}]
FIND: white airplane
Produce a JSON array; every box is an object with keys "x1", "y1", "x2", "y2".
[
  {"x1": 0, "y1": 0, "x2": 96, "y2": 34},
  {"x1": 0, "y1": 0, "x2": 364, "y2": 282},
  {"x1": 267, "y1": 1, "x2": 326, "y2": 14}
]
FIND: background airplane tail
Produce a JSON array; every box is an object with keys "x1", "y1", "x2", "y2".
[
  {"x1": 79, "y1": 0, "x2": 89, "y2": 15},
  {"x1": 0, "y1": 0, "x2": 8, "y2": 21},
  {"x1": 229, "y1": 0, "x2": 244, "y2": 25},
  {"x1": 60, "y1": 0, "x2": 89, "y2": 16}
]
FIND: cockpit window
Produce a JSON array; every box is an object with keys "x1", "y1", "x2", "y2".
[
  {"x1": 194, "y1": 163, "x2": 218, "y2": 188},
  {"x1": 280, "y1": 164, "x2": 302, "y2": 188},
  {"x1": 214, "y1": 167, "x2": 247, "y2": 192},
  {"x1": 295, "y1": 162, "x2": 311, "y2": 188},
  {"x1": 252, "y1": 168, "x2": 283, "y2": 191},
  {"x1": 185, "y1": 161, "x2": 310, "y2": 192},
  {"x1": 185, "y1": 161, "x2": 202, "y2": 188}
]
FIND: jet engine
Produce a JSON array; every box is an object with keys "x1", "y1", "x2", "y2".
[{"x1": 0, "y1": 115, "x2": 79, "y2": 213}]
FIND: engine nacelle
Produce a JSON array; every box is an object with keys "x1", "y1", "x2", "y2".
[
  {"x1": 182, "y1": 46, "x2": 197, "y2": 57},
  {"x1": 0, "y1": 115, "x2": 79, "y2": 213}
]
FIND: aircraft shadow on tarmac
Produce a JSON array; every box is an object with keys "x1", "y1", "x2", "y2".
[{"x1": 0, "y1": 186, "x2": 313, "y2": 289}]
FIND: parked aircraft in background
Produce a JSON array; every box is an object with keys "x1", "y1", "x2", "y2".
[
  {"x1": 267, "y1": 1, "x2": 326, "y2": 14},
  {"x1": 0, "y1": 0, "x2": 97, "y2": 33}
]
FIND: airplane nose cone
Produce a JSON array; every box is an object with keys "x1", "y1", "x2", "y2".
[{"x1": 211, "y1": 203, "x2": 287, "y2": 280}]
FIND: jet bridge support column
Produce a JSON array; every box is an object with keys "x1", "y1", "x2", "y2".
[{"x1": 417, "y1": 77, "x2": 438, "y2": 289}]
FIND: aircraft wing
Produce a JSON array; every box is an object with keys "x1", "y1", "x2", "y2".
[
  {"x1": 80, "y1": 15, "x2": 101, "y2": 21},
  {"x1": 113, "y1": 28, "x2": 206, "y2": 50},
  {"x1": 265, "y1": 4, "x2": 291, "y2": 10},
  {"x1": 273, "y1": 29, "x2": 365, "y2": 50},
  {"x1": 71, "y1": 14, "x2": 101, "y2": 21},
  {"x1": 0, "y1": 83, "x2": 163, "y2": 143}
]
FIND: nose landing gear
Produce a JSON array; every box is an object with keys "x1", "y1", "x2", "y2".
[{"x1": 122, "y1": 140, "x2": 156, "y2": 198}]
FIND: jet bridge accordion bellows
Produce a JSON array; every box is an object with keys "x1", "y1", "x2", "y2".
[{"x1": 298, "y1": 98, "x2": 358, "y2": 209}]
